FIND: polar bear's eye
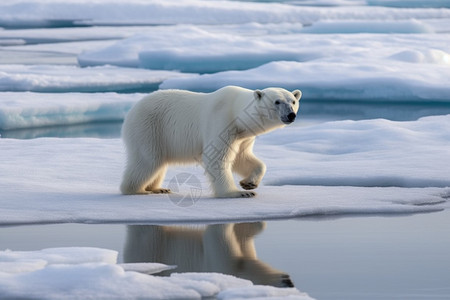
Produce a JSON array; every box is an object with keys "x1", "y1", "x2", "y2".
[
  {"x1": 275, "y1": 100, "x2": 280, "y2": 105},
  {"x1": 293, "y1": 101, "x2": 296, "y2": 105}
]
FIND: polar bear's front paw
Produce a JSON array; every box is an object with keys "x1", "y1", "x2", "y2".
[
  {"x1": 239, "y1": 180, "x2": 258, "y2": 190},
  {"x1": 240, "y1": 191, "x2": 256, "y2": 198},
  {"x1": 221, "y1": 191, "x2": 256, "y2": 198},
  {"x1": 147, "y1": 188, "x2": 171, "y2": 194}
]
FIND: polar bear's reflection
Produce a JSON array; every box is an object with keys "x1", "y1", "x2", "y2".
[{"x1": 124, "y1": 222, "x2": 294, "y2": 287}]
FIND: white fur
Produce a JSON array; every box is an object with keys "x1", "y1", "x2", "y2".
[{"x1": 120, "y1": 86, "x2": 301, "y2": 197}]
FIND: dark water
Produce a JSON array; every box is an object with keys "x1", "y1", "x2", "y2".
[{"x1": 2, "y1": 211, "x2": 450, "y2": 300}]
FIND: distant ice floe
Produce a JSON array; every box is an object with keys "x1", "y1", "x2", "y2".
[
  {"x1": 1, "y1": 0, "x2": 449, "y2": 28},
  {"x1": 76, "y1": 24, "x2": 450, "y2": 101},
  {"x1": 0, "y1": 26, "x2": 147, "y2": 45},
  {"x1": 367, "y1": 0, "x2": 450, "y2": 8},
  {"x1": 78, "y1": 24, "x2": 310, "y2": 70},
  {"x1": 0, "y1": 65, "x2": 194, "y2": 93},
  {"x1": 78, "y1": 23, "x2": 450, "y2": 72},
  {"x1": 301, "y1": 19, "x2": 434, "y2": 33},
  {"x1": 161, "y1": 60, "x2": 450, "y2": 101},
  {"x1": 0, "y1": 247, "x2": 311, "y2": 299},
  {"x1": 1, "y1": 1, "x2": 449, "y2": 106},
  {"x1": 388, "y1": 49, "x2": 450, "y2": 63},
  {"x1": 0, "y1": 92, "x2": 142, "y2": 130},
  {"x1": 0, "y1": 115, "x2": 449, "y2": 225}
]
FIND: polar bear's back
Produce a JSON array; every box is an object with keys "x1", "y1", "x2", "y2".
[
  {"x1": 121, "y1": 86, "x2": 255, "y2": 163},
  {"x1": 122, "y1": 90, "x2": 208, "y2": 162}
]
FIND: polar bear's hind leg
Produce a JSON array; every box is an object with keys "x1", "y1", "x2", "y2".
[
  {"x1": 145, "y1": 165, "x2": 171, "y2": 194},
  {"x1": 121, "y1": 154, "x2": 168, "y2": 195}
]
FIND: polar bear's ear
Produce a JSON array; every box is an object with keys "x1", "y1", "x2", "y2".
[
  {"x1": 254, "y1": 90, "x2": 264, "y2": 100},
  {"x1": 292, "y1": 90, "x2": 302, "y2": 100}
]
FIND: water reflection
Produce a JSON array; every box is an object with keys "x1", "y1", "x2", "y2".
[{"x1": 124, "y1": 222, "x2": 294, "y2": 288}]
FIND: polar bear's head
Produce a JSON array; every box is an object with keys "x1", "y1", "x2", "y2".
[{"x1": 253, "y1": 88, "x2": 302, "y2": 127}]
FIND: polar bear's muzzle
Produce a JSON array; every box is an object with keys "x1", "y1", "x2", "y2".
[
  {"x1": 280, "y1": 104, "x2": 297, "y2": 124},
  {"x1": 285, "y1": 112, "x2": 296, "y2": 124},
  {"x1": 281, "y1": 113, "x2": 296, "y2": 124}
]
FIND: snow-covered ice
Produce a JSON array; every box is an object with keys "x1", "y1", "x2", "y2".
[
  {"x1": 1, "y1": 1, "x2": 449, "y2": 103},
  {"x1": 160, "y1": 60, "x2": 450, "y2": 101},
  {"x1": 260, "y1": 115, "x2": 450, "y2": 189},
  {"x1": 78, "y1": 24, "x2": 450, "y2": 74},
  {"x1": 76, "y1": 23, "x2": 450, "y2": 100},
  {"x1": 1, "y1": 247, "x2": 312, "y2": 299},
  {"x1": 1, "y1": 0, "x2": 449, "y2": 28},
  {"x1": 0, "y1": 26, "x2": 149, "y2": 45},
  {"x1": 300, "y1": 19, "x2": 434, "y2": 33},
  {"x1": 0, "y1": 92, "x2": 142, "y2": 130},
  {"x1": 0, "y1": 65, "x2": 193, "y2": 93},
  {"x1": 0, "y1": 115, "x2": 449, "y2": 225},
  {"x1": 218, "y1": 285, "x2": 310, "y2": 300}
]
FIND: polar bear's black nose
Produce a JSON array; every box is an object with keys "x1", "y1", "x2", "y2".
[{"x1": 287, "y1": 112, "x2": 296, "y2": 123}]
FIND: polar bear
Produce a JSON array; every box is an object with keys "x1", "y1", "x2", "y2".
[
  {"x1": 124, "y1": 222, "x2": 294, "y2": 287},
  {"x1": 120, "y1": 86, "x2": 301, "y2": 197}
]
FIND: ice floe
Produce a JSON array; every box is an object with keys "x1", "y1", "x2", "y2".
[
  {"x1": 0, "y1": 92, "x2": 142, "y2": 130},
  {"x1": 1, "y1": 0, "x2": 449, "y2": 28},
  {"x1": 0, "y1": 65, "x2": 193, "y2": 93},
  {"x1": 75, "y1": 24, "x2": 450, "y2": 100},
  {"x1": 300, "y1": 19, "x2": 434, "y2": 33},
  {"x1": 1, "y1": 247, "x2": 312, "y2": 299},
  {"x1": 0, "y1": 115, "x2": 449, "y2": 225},
  {"x1": 0, "y1": 26, "x2": 148, "y2": 45},
  {"x1": 78, "y1": 24, "x2": 450, "y2": 73},
  {"x1": 161, "y1": 60, "x2": 450, "y2": 101}
]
